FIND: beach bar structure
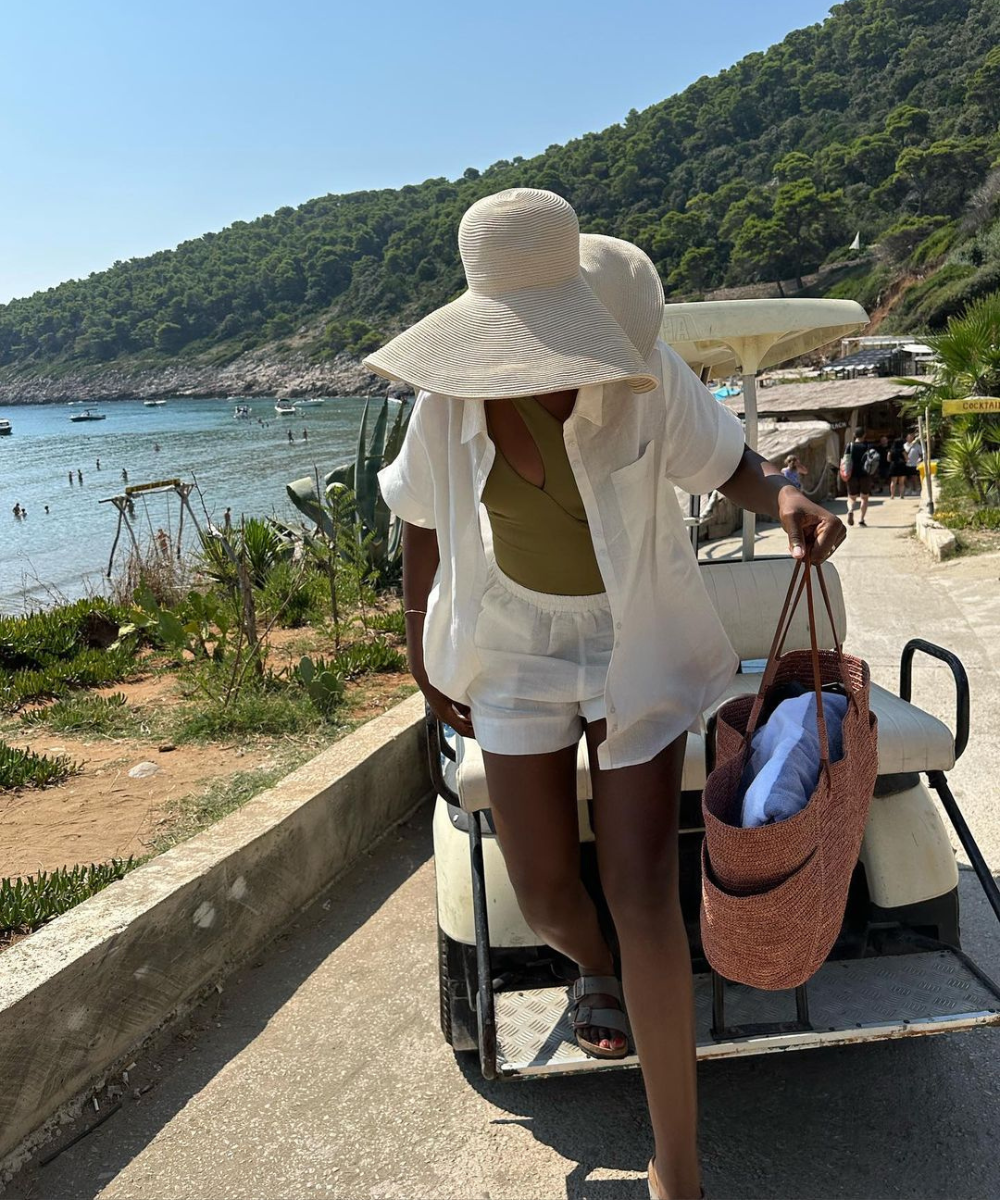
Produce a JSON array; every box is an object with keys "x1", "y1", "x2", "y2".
[{"x1": 723, "y1": 376, "x2": 919, "y2": 442}]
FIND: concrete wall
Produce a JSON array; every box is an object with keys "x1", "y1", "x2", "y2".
[{"x1": 0, "y1": 692, "x2": 430, "y2": 1164}]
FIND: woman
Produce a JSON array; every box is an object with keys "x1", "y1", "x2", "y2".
[{"x1": 368, "y1": 189, "x2": 846, "y2": 1200}]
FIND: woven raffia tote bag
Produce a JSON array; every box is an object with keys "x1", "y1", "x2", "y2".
[{"x1": 700, "y1": 558, "x2": 879, "y2": 991}]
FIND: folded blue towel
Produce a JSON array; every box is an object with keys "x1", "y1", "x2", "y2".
[{"x1": 739, "y1": 692, "x2": 848, "y2": 828}]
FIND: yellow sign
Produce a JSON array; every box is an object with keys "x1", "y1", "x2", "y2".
[{"x1": 943, "y1": 396, "x2": 1000, "y2": 415}]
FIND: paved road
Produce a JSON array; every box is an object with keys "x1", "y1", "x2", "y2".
[{"x1": 9, "y1": 493, "x2": 1000, "y2": 1200}]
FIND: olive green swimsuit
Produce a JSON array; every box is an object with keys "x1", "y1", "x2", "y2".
[{"x1": 481, "y1": 396, "x2": 605, "y2": 595}]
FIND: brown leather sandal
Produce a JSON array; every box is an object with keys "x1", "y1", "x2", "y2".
[{"x1": 568, "y1": 973, "x2": 630, "y2": 1058}]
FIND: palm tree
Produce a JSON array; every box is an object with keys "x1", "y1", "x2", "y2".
[{"x1": 898, "y1": 290, "x2": 1000, "y2": 503}]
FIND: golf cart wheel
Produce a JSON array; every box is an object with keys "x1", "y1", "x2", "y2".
[{"x1": 437, "y1": 926, "x2": 478, "y2": 1053}]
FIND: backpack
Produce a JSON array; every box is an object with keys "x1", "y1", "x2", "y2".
[
  {"x1": 839, "y1": 443, "x2": 853, "y2": 482},
  {"x1": 863, "y1": 447, "x2": 881, "y2": 476}
]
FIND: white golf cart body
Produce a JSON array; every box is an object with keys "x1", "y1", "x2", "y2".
[{"x1": 428, "y1": 299, "x2": 1000, "y2": 1079}]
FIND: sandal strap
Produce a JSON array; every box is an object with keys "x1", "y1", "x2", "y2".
[
  {"x1": 571, "y1": 1005, "x2": 630, "y2": 1034},
  {"x1": 570, "y1": 974, "x2": 622, "y2": 1002}
]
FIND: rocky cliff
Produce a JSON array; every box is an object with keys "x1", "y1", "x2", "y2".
[{"x1": 0, "y1": 348, "x2": 411, "y2": 405}]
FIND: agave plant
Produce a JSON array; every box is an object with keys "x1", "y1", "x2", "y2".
[
  {"x1": 286, "y1": 395, "x2": 412, "y2": 568},
  {"x1": 939, "y1": 429, "x2": 988, "y2": 503}
]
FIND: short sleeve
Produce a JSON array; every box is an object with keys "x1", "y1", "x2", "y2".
[
  {"x1": 377, "y1": 391, "x2": 437, "y2": 528},
  {"x1": 658, "y1": 341, "x2": 746, "y2": 495}
]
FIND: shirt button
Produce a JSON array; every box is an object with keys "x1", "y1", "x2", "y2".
[
  {"x1": 615, "y1": 620, "x2": 622, "y2": 630},
  {"x1": 609, "y1": 705, "x2": 616, "y2": 714}
]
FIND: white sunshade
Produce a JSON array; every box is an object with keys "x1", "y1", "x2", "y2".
[{"x1": 661, "y1": 298, "x2": 869, "y2": 378}]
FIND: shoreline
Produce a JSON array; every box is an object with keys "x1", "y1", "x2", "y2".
[{"x1": 0, "y1": 348, "x2": 413, "y2": 407}]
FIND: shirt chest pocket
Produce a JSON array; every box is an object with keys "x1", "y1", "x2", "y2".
[{"x1": 609, "y1": 440, "x2": 657, "y2": 535}]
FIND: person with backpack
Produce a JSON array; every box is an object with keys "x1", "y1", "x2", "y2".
[{"x1": 845, "y1": 426, "x2": 878, "y2": 527}]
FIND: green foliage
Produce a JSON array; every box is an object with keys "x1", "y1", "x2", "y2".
[
  {"x1": 367, "y1": 607, "x2": 406, "y2": 637},
  {"x1": 18, "y1": 692, "x2": 140, "y2": 738},
  {"x1": 0, "y1": 596, "x2": 136, "y2": 712},
  {"x1": 3, "y1": 1, "x2": 1000, "y2": 365},
  {"x1": 291, "y1": 654, "x2": 346, "y2": 717},
  {"x1": 1, "y1": 859, "x2": 138, "y2": 933},
  {"x1": 171, "y1": 680, "x2": 327, "y2": 742},
  {"x1": 329, "y1": 639, "x2": 406, "y2": 679},
  {"x1": 0, "y1": 741, "x2": 81, "y2": 789},
  {"x1": 119, "y1": 582, "x2": 232, "y2": 663},
  {"x1": 259, "y1": 561, "x2": 328, "y2": 628}
]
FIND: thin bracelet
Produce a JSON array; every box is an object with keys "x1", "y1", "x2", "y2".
[{"x1": 404, "y1": 608, "x2": 426, "y2": 616}]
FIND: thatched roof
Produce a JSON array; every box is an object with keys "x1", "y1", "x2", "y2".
[{"x1": 725, "y1": 377, "x2": 917, "y2": 415}]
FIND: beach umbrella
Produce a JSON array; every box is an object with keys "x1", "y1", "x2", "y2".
[{"x1": 661, "y1": 298, "x2": 868, "y2": 559}]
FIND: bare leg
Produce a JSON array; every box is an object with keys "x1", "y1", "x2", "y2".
[
  {"x1": 585, "y1": 721, "x2": 700, "y2": 1200},
  {"x1": 859, "y1": 492, "x2": 869, "y2": 522},
  {"x1": 481, "y1": 744, "x2": 626, "y2": 1052}
]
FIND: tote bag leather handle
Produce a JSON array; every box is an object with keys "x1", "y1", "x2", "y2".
[{"x1": 745, "y1": 558, "x2": 853, "y2": 767}]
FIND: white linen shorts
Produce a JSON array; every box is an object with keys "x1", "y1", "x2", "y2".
[{"x1": 466, "y1": 560, "x2": 613, "y2": 756}]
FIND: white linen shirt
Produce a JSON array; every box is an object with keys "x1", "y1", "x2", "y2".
[{"x1": 377, "y1": 338, "x2": 747, "y2": 770}]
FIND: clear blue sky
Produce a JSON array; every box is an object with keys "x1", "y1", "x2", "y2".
[{"x1": 0, "y1": 0, "x2": 834, "y2": 304}]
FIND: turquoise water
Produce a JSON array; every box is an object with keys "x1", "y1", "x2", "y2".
[{"x1": 0, "y1": 396, "x2": 379, "y2": 613}]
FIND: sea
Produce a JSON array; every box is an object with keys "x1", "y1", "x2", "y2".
[{"x1": 0, "y1": 396, "x2": 385, "y2": 614}]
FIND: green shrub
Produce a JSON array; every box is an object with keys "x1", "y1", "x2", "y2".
[
  {"x1": 1, "y1": 859, "x2": 138, "y2": 934},
  {"x1": 259, "y1": 562, "x2": 327, "y2": 627},
  {"x1": 0, "y1": 600, "x2": 136, "y2": 712},
  {"x1": 19, "y1": 692, "x2": 139, "y2": 738},
  {"x1": 332, "y1": 639, "x2": 406, "y2": 679},
  {"x1": 0, "y1": 742, "x2": 81, "y2": 789},
  {"x1": 368, "y1": 608, "x2": 406, "y2": 637},
  {"x1": 171, "y1": 684, "x2": 325, "y2": 743}
]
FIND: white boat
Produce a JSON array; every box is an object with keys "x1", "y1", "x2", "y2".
[
  {"x1": 0, "y1": 419, "x2": 12, "y2": 436},
  {"x1": 294, "y1": 398, "x2": 326, "y2": 407},
  {"x1": 275, "y1": 401, "x2": 298, "y2": 415},
  {"x1": 69, "y1": 409, "x2": 106, "y2": 422},
  {"x1": 143, "y1": 399, "x2": 167, "y2": 407},
  {"x1": 233, "y1": 404, "x2": 252, "y2": 419}
]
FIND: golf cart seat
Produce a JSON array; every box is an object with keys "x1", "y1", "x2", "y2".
[{"x1": 452, "y1": 558, "x2": 956, "y2": 818}]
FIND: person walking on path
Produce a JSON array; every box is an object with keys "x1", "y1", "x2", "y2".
[
  {"x1": 889, "y1": 438, "x2": 908, "y2": 498},
  {"x1": 905, "y1": 430, "x2": 924, "y2": 496},
  {"x1": 845, "y1": 427, "x2": 872, "y2": 526},
  {"x1": 371, "y1": 189, "x2": 846, "y2": 1200}
]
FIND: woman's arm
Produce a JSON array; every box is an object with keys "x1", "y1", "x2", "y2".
[
  {"x1": 401, "y1": 522, "x2": 474, "y2": 737},
  {"x1": 718, "y1": 445, "x2": 845, "y2": 563}
]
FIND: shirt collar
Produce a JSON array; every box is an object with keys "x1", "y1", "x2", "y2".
[{"x1": 459, "y1": 383, "x2": 606, "y2": 444}]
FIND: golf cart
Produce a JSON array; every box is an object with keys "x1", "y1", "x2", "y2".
[{"x1": 428, "y1": 299, "x2": 1000, "y2": 1080}]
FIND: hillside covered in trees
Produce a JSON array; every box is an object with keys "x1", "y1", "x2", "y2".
[{"x1": 2, "y1": 0, "x2": 999, "y2": 385}]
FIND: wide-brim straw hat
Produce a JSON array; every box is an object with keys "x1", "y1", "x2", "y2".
[
  {"x1": 578, "y1": 232, "x2": 664, "y2": 363},
  {"x1": 363, "y1": 188, "x2": 659, "y2": 399}
]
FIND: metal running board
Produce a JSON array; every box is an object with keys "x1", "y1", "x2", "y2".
[{"x1": 494, "y1": 951, "x2": 1000, "y2": 1078}]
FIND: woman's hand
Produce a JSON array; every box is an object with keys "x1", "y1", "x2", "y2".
[
  {"x1": 777, "y1": 487, "x2": 846, "y2": 564},
  {"x1": 421, "y1": 679, "x2": 475, "y2": 739}
]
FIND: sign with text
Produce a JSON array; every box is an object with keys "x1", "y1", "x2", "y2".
[{"x1": 943, "y1": 396, "x2": 1000, "y2": 415}]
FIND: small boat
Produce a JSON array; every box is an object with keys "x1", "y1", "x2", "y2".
[
  {"x1": 0, "y1": 419, "x2": 12, "y2": 436},
  {"x1": 233, "y1": 404, "x2": 252, "y2": 419},
  {"x1": 275, "y1": 401, "x2": 298, "y2": 415},
  {"x1": 143, "y1": 399, "x2": 167, "y2": 407},
  {"x1": 69, "y1": 409, "x2": 107, "y2": 422},
  {"x1": 295, "y1": 398, "x2": 326, "y2": 407}
]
